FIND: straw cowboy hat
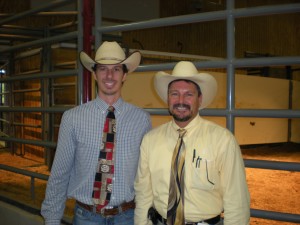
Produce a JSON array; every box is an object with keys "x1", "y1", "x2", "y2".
[
  {"x1": 154, "y1": 61, "x2": 217, "y2": 109},
  {"x1": 79, "y1": 41, "x2": 141, "y2": 73}
]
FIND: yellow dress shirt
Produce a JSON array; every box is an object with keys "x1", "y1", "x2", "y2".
[{"x1": 134, "y1": 116, "x2": 250, "y2": 225}]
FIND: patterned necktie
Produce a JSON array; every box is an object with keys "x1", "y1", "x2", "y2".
[
  {"x1": 167, "y1": 128, "x2": 187, "y2": 225},
  {"x1": 92, "y1": 106, "x2": 116, "y2": 209}
]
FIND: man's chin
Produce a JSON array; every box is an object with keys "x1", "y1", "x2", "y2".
[
  {"x1": 102, "y1": 89, "x2": 117, "y2": 96},
  {"x1": 172, "y1": 114, "x2": 191, "y2": 122}
]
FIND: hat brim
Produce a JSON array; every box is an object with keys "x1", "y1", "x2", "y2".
[
  {"x1": 154, "y1": 71, "x2": 217, "y2": 109},
  {"x1": 79, "y1": 51, "x2": 141, "y2": 73}
]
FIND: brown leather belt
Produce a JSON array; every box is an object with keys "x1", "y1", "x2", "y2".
[
  {"x1": 157, "y1": 213, "x2": 220, "y2": 225},
  {"x1": 76, "y1": 200, "x2": 135, "y2": 217}
]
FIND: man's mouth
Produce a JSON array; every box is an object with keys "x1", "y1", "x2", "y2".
[
  {"x1": 173, "y1": 104, "x2": 190, "y2": 111},
  {"x1": 104, "y1": 80, "x2": 115, "y2": 88}
]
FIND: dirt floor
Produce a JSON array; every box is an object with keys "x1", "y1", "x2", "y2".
[{"x1": 0, "y1": 142, "x2": 299, "y2": 225}]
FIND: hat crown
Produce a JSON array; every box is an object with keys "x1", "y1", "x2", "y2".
[
  {"x1": 172, "y1": 61, "x2": 198, "y2": 77},
  {"x1": 79, "y1": 41, "x2": 141, "y2": 73},
  {"x1": 154, "y1": 61, "x2": 217, "y2": 109},
  {"x1": 95, "y1": 41, "x2": 125, "y2": 62}
]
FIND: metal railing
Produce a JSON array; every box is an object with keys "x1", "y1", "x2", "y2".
[
  {"x1": 0, "y1": 164, "x2": 48, "y2": 201},
  {"x1": 0, "y1": 163, "x2": 72, "y2": 225},
  {"x1": 0, "y1": 0, "x2": 299, "y2": 224}
]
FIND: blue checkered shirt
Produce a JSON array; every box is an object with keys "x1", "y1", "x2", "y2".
[{"x1": 41, "y1": 97, "x2": 152, "y2": 225}]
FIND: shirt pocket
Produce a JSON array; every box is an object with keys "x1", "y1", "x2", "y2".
[
  {"x1": 190, "y1": 158, "x2": 219, "y2": 190},
  {"x1": 77, "y1": 132, "x2": 101, "y2": 155}
]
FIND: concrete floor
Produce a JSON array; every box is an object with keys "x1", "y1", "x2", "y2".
[{"x1": 0, "y1": 199, "x2": 72, "y2": 225}]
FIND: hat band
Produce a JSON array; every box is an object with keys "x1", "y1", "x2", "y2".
[{"x1": 96, "y1": 57, "x2": 124, "y2": 62}]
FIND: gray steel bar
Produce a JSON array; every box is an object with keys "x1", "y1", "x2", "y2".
[
  {"x1": 0, "y1": 0, "x2": 74, "y2": 26},
  {"x1": 52, "y1": 82, "x2": 76, "y2": 87},
  {"x1": 0, "y1": 31, "x2": 78, "y2": 53},
  {"x1": 251, "y1": 209, "x2": 300, "y2": 223},
  {"x1": 95, "y1": 0, "x2": 102, "y2": 48},
  {"x1": 0, "y1": 69, "x2": 78, "y2": 82},
  {"x1": 49, "y1": 21, "x2": 78, "y2": 31},
  {"x1": 77, "y1": 0, "x2": 83, "y2": 105},
  {"x1": 37, "y1": 11, "x2": 78, "y2": 16},
  {"x1": 235, "y1": 56, "x2": 300, "y2": 67},
  {"x1": 230, "y1": 109, "x2": 300, "y2": 118},
  {"x1": 138, "y1": 63, "x2": 188, "y2": 72},
  {"x1": 97, "y1": 4, "x2": 300, "y2": 33},
  {"x1": 30, "y1": 177, "x2": 35, "y2": 200},
  {"x1": 136, "y1": 56, "x2": 300, "y2": 72},
  {"x1": 226, "y1": 0, "x2": 235, "y2": 132},
  {"x1": 0, "y1": 164, "x2": 48, "y2": 181},
  {"x1": 12, "y1": 122, "x2": 41, "y2": 128},
  {"x1": 0, "y1": 137, "x2": 56, "y2": 148},
  {"x1": 144, "y1": 108, "x2": 300, "y2": 118},
  {"x1": 14, "y1": 70, "x2": 41, "y2": 76},
  {"x1": 54, "y1": 61, "x2": 77, "y2": 67},
  {"x1": 98, "y1": 11, "x2": 227, "y2": 33},
  {"x1": 0, "y1": 40, "x2": 10, "y2": 46},
  {"x1": 244, "y1": 159, "x2": 300, "y2": 172},
  {"x1": 137, "y1": 61, "x2": 228, "y2": 72},
  {"x1": 234, "y1": 3, "x2": 300, "y2": 18},
  {"x1": 0, "y1": 118, "x2": 9, "y2": 123},
  {"x1": 0, "y1": 106, "x2": 71, "y2": 113},
  {"x1": 12, "y1": 88, "x2": 40, "y2": 93},
  {"x1": 0, "y1": 27, "x2": 43, "y2": 37},
  {"x1": 0, "y1": 164, "x2": 48, "y2": 200}
]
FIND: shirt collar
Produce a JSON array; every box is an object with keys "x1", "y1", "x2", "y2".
[
  {"x1": 94, "y1": 96, "x2": 124, "y2": 115},
  {"x1": 171, "y1": 115, "x2": 201, "y2": 134}
]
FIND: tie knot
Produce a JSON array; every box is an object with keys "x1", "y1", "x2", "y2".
[
  {"x1": 108, "y1": 106, "x2": 114, "y2": 112},
  {"x1": 178, "y1": 129, "x2": 186, "y2": 138}
]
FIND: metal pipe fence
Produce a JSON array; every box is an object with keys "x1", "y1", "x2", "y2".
[
  {"x1": 0, "y1": 164, "x2": 48, "y2": 201},
  {"x1": 0, "y1": 0, "x2": 299, "y2": 224}
]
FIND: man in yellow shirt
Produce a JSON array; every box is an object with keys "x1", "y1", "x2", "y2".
[{"x1": 134, "y1": 61, "x2": 250, "y2": 225}]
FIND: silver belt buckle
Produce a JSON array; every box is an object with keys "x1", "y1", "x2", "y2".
[
  {"x1": 118, "y1": 205, "x2": 123, "y2": 213},
  {"x1": 100, "y1": 207, "x2": 114, "y2": 218}
]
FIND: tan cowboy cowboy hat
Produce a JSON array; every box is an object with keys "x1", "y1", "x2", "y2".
[
  {"x1": 154, "y1": 61, "x2": 217, "y2": 109},
  {"x1": 79, "y1": 41, "x2": 141, "y2": 73}
]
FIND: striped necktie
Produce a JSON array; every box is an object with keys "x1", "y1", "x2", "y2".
[
  {"x1": 92, "y1": 106, "x2": 116, "y2": 209},
  {"x1": 167, "y1": 128, "x2": 187, "y2": 225}
]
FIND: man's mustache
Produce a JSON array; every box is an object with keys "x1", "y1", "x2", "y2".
[{"x1": 173, "y1": 104, "x2": 191, "y2": 110}]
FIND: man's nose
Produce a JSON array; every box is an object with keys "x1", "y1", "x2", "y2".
[
  {"x1": 106, "y1": 69, "x2": 114, "y2": 77},
  {"x1": 178, "y1": 95, "x2": 184, "y2": 103}
]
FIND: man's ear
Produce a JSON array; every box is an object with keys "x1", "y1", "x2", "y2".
[
  {"x1": 92, "y1": 72, "x2": 97, "y2": 80},
  {"x1": 122, "y1": 73, "x2": 127, "y2": 82},
  {"x1": 198, "y1": 94, "x2": 203, "y2": 106}
]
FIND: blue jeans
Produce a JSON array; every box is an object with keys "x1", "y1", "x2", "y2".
[{"x1": 73, "y1": 204, "x2": 134, "y2": 225}]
